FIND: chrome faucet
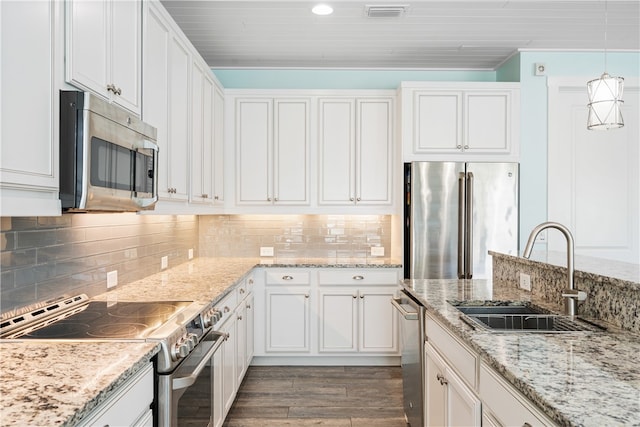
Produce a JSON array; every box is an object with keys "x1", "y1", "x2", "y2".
[{"x1": 522, "y1": 222, "x2": 586, "y2": 317}]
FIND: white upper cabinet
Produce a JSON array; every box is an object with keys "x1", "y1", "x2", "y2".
[
  {"x1": 142, "y1": 1, "x2": 189, "y2": 203},
  {"x1": 0, "y1": 0, "x2": 61, "y2": 216},
  {"x1": 318, "y1": 97, "x2": 393, "y2": 207},
  {"x1": 236, "y1": 98, "x2": 310, "y2": 206},
  {"x1": 66, "y1": 0, "x2": 141, "y2": 115},
  {"x1": 190, "y1": 59, "x2": 216, "y2": 205},
  {"x1": 401, "y1": 82, "x2": 520, "y2": 162}
]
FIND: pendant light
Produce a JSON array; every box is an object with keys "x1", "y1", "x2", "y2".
[{"x1": 587, "y1": 0, "x2": 624, "y2": 130}]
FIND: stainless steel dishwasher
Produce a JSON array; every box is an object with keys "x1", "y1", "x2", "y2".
[{"x1": 391, "y1": 290, "x2": 425, "y2": 427}]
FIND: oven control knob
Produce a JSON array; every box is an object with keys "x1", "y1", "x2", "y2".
[
  {"x1": 186, "y1": 333, "x2": 198, "y2": 349},
  {"x1": 173, "y1": 341, "x2": 190, "y2": 360}
]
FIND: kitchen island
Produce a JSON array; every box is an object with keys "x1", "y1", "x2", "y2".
[{"x1": 402, "y1": 277, "x2": 640, "y2": 427}]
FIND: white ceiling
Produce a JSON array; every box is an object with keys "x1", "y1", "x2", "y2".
[{"x1": 160, "y1": 0, "x2": 640, "y2": 69}]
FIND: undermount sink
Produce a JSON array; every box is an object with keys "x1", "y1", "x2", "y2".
[{"x1": 448, "y1": 300, "x2": 605, "y2": 333}]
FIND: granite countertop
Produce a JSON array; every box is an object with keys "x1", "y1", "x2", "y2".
[
  {"x1": 1, "y1": 257, "x2": 402, "y2": 426},
  {"x1": 0, "y1": 341, "x2": 159, "y2": 427},
  {"x1": 403, "y1": 278, "x2": 640, "y2": 427}
]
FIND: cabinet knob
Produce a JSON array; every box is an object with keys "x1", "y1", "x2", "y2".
[
  {"x1": 352, "y1": 294, "x2": 357, "y2": 299},
  {"x1": 267, "y1": 197, "x2": 271, "y2": 202},
  {"x1": 304, "y1": 294, "x2": 309, "y2": 299},
  {"x1": 282, "y1": 275, "x2": 294, "y2": 280},
  {"x1": 356, "y1": 197, "x2": 361, "y2": 202},
  {"x1": 353, "y1": 275, "x2": 364, "y2": 280},
  {"x1": 464, "y1": 145, "x2": 469, "y2": 149},
  {"x1": 350, "y1": 197, "x2": 355, "y2": 201},
  {"x1": 224, "y1": 306, "x2": 230, "y2": 313},
  {"x1": 522, "y1": 424, "x2": 533, "y2": 427},
  {"x1": 214, "y1": 195, "x2": 219, "y2": 200},
  {"x1": 237, "y1": 315, "x2": 243, "y2": 320},
  {"x1": 248, "y1": 279, "x2": 254, "y2": 284},
  {"x1": 247, "y1": 304, "x2": 251, "y2": 309},
  {"x1": 274, "y1": 197, "x2": 279, "y2": 202},
  {"x1": 360, "y1": 294, "x2": 364, "y2": 299},
  {"x1": 456, "y1": 145, "x2": 462, "y2": 149},
  {"x1": 239, "y1": 288, "x2": 245, "y2": 294}
]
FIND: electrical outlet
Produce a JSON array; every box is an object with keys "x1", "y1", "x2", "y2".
[
  {"x1": 519, "y1": 272, "x2": 532, "y2": 291},
  {"x1": 370, "y1": 246, "x2": 385, "y2": 257},
  {"x1": 260, "y1": 246, "x2": 274, "y2": 257},
  {"x1": 161, "y1": 256, "x2": 168, "y2": 270},
  {"x1": 107, "y1": 270, "x2": 118, "y2": 288},
  {"x1": 188, "y1": 249, "x2": 194, "y2": 260}
]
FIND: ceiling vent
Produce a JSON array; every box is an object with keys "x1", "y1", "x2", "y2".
[{"x1": 365, "y1": 5, "x2": 408, "y2": 18}]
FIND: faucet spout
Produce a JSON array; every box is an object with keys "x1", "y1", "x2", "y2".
[{"x1": 522, "y1": 222, "x2": 582, "y2": 317}]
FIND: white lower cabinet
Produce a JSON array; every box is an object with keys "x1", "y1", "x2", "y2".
[
  {"x1": 318, "y1": 270, "x2": 399, "y2": 354},
  {"x1": 212, "y1": 344, "x2": 224, "y2": 427},
  {"x1": 265, "y1": 287, "x2": 311, "y2": 352},
  {"x1": 77, "y1": 362, "x2": 154, "y2": 427},
  {"x1": 479, "y1": 362, "x2": 556, "y2": 427},
  {"x1": 424, "y1": 342, "x2": 481, "y2": 427}
]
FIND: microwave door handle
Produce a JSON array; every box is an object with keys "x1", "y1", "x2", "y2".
[{"x1": 132, "y1": 139, "x2": 159, "y2": 208}]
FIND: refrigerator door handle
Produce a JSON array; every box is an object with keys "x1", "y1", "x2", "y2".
[
  {"x1": 458, "y1": 172, "x2": 466, "y2": 279},
  {"x1": 465, "y1": 172, "x2": 474, "y2": 279}
]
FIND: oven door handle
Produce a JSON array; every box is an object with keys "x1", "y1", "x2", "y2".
[{"x1": 172, "y1": 331, "x2": 227, "y2": 391}]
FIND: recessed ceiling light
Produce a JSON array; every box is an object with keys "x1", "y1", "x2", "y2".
[{"x1": 312, "y1": 4, "x2": 333, "y2": 15}]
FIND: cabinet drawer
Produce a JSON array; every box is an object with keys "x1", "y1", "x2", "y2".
[
  {"x1": 425, "y1": 313, "x2": 477, "y2": 389},
  {"x1": 266, "y1": 270, "x2": 310, "y2": 285},
  {"x1": 479, "y1": 363, "x2": 554, "y2": 427},
  {"x1": 318, "y1": 269, "x2": 398, "y2": 285},
  {"x1": 78, "y1": 362, "x2": 153, "y2": 427}
]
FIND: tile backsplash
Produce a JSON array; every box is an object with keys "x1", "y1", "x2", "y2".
[
  {"x1": 1, "y1": 214, "x2": 197, "y2": 315},
  {"x1": 199, "y1": 214, "x2": 391, "y2": 260}
]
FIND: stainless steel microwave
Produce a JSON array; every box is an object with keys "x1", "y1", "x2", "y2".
[{"x1": 59, "y1": 91, "x2": 158, "y2": 212}]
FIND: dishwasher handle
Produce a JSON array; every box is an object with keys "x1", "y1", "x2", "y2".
[{"x1": 391, "y1": 297, "x2": 419, "y2": 320}]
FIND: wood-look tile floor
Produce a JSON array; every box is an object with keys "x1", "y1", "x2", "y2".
[{"x1": 223, "y1": 366, "x2": 407, "y2": 427}]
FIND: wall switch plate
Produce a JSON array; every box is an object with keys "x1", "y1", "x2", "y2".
[
  {"x1": 519, "y1": 272, "x2": 532, "y2": 291},
  {"x1": 260, "y1": 246, "x2": 274, "y2": 257},
  {"x1": 107, "y1": 270, "x2": 118, "y2": 288},
  {"x1": 161, "y1": 256, "x2": 168, "y2": 270},
  {"x1": 188, "y1": 249, "x2": 194, "y2": 260},
  {"x1": 370, "y1": 246, "x2": 385, "y2": 257}
]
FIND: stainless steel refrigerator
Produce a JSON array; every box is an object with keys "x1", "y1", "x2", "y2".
[{"x1": 404, "y1": 162, "x2": 519, "y2": 279}]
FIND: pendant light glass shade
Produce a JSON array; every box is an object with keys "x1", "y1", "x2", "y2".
[{"x1": 587, "y1": 73, "x2": 625, "y2": 130}]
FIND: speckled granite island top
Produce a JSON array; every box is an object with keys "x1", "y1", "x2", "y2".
[
  {"x1": 0, "y1": 341, "x2": 159, "y2": 427},
  {"x1": 403, "y1": 279, "x2": 640, "y2": 427}
]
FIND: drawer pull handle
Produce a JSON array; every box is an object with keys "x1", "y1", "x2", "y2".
[
  {"x1": 522, "y1": 424, "x2": 533, "y2": 427},
  {"x1": 282, "y1": 275, "x2": 294, "y2": 280},
  {"x1": 237, "y1": 315, "x2": 243, "y2": 320},
  {"x1": 353, "y1": 275, "x2": 364, "y2": 280},
  {"x1": 436, "y1": 373, "x2": 448, "y2": 386}
]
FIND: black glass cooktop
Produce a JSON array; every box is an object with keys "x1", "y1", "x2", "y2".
[{"x1": 19, "y1": 300, "x2": 193, "y2": 339}]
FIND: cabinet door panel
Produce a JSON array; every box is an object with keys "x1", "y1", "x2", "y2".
[
  {"x1": 111, "y1": 0, "x2": 141, "y2": 112},
  {"x1": 66, "y1": 0, "x2": 108, "y2": 97},
  {"x1": 357, "y1": 99, "x2": 392, "y2": 204},
  {"x1": 446, "y1": 366, "x2": 481, "y2": 427},
  {"x1": 415, "y1": 92, "x2": 461, "y2": 153},
  {"x1": 167, "y1": 34, "x2": 190, "y2": 199},
  {"x1": 202, "y1": 75, "x2": 215, "y2": 201},
  {"x1": 237, "y1": 99, "x2": 272, "y2": 204},
  {"x1": 221, "y1": 319, "x2": 236, "y2": 413},
  {"x1": 319, "y1": 291, "x2": 357, "y2": 352},
  {"x1": 359, "y1": 289, "x2": 397, "y2": 352},
  {"x1": 319, "y1": 99, "x2": 355, "y2": 205},
  {"x1": 266, "y1": 289, "x2": 310, "y2": 352},
  {"x1": 213, "y1": 86, "x2": 225, "y2": 202},
  {"x1": 274, "y1": 99, "x2": 309, "y2": 204},
  {"x1": 142, "y1": 4, "x2": 170, "y2": 196},
  {"x1": 1, "y1": 0, "x2": 58, "y2": 192},
  {"x1": 235, "y1": 302, "x2": 247, "y2": 384},
  {"x1": 425, "y1": 343, "x2": 447, "y2": 427},
  {"x1": 190, "y1": 63, "x2": 204, "y2": 201},
  {"x1": 465, "y1": 92, "x2": 510, "y2": 152}
]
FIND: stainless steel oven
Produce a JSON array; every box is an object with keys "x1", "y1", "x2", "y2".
[
  {"x1": 0, "y1": 294, "x2": 226, "y2": 427},
  {"x1": 391, "y1": 290, "x2": 425, "y2": 427},
  {"x1": 157, "y1": 329, "x2": 226, "y2": 427}
]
